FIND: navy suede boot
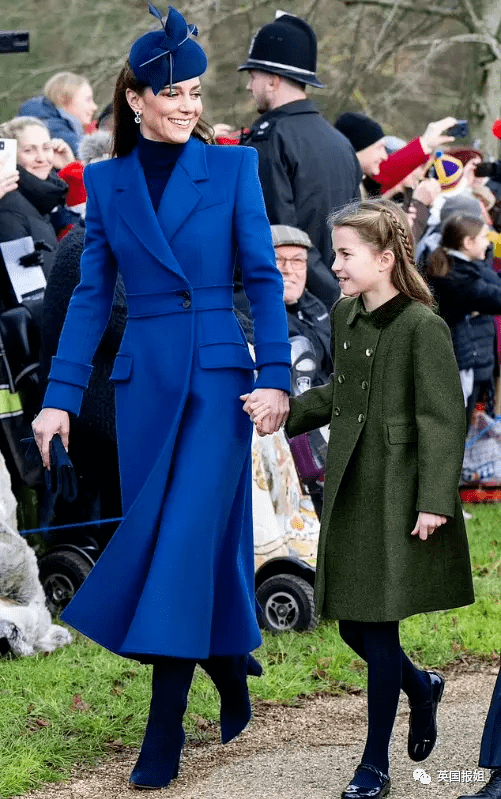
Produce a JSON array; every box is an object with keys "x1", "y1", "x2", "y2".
[
  {"x1": 129, "y1": 658, "x2": 196, "y2": 790},
  {"x1": 200, "y1": 654, "x2": 262, "y2": 744}
]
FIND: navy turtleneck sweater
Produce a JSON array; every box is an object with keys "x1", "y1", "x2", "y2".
[{"x1": 137, "y1": 133, "x2": 187, "y2": 212}]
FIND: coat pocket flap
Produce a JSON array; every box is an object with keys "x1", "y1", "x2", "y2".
[
  {"x1": 387, "y1": 423, "x2": 418, "y2": 444},
  {"x1": 199, "y1": 343, "x2": 255, "y2": 370},
  {"x1": 110, "y1": 352, "x2": 133, "y2": 382}
]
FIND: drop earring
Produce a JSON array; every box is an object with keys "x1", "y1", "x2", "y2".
[{"x1": 134, "y1": 110, "x2": 142, "y2": 125}]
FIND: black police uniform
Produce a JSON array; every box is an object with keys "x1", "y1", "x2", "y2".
[{"x1": 241, "y1": 100, "x2": 361, "y2": 310}]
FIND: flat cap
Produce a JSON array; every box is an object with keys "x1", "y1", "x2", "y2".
[{"x1": 271, "y1": 224, "x2": 313, "y2": 249}]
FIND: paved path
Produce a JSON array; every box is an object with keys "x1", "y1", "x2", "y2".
[{"x1": 27, "y1": 664, "x2": 498, "y2": 799}]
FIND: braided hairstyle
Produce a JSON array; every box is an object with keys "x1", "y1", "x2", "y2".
[{"x1": 328, "y1": 198, "x2": 434, "y2": 306}]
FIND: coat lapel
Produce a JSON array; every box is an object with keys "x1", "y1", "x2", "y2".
[
  {"x1": 156, "y1": 136, "x2": 208, "y2": 242},
  {"x1": 115, "y1": 142, "x2": 205, "y2": 281}
]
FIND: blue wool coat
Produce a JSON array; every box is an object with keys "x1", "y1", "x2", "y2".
[{"x1": 43, "y1": 137, "x2": 291, "y2": 659}]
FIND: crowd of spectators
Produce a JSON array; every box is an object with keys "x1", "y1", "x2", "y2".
[{"x1": 1, "y1": 49, "x2": 501, "y2": 539}]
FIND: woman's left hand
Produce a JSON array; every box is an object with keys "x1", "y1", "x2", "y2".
[
  {"x1": 51, "y1": 138, "x2": 75, "y2": 170},
  {"x1": 240, "y1": 389, "x2": 289, "y2": 436},
  {"x1": 410, "y1": 512, "x2": 447, "y2": 541}
]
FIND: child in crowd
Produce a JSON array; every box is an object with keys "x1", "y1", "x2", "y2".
[
  {"x1": 425, "y1": 214, "x2": 501, "y2": 423},
  {"x1": 245, "y1": 198, "x2": 474, "y2": 799}
]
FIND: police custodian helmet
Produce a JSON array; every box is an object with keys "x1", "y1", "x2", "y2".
[{"x1": 238, "y1": 11, "x2": 324, "y2": 89}]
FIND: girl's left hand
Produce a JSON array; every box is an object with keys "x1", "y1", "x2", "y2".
[
  {"x1": 51, "y1": 138, "x2": 75, "y2": 170},
  {"x1": 240, "y1": 389, "x2": 289, "y2": 436},
  {"x1": 411, "y1": 512, "x2": 447, "y2": 541}
]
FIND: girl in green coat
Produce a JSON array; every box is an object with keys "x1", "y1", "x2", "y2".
[{"x1": 246, "y1": 199, "x2": 474, "y2": 799}]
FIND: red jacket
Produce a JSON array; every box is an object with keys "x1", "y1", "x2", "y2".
[{"x1": 373, "y1": 137, "x2": 428, "y2": 193}]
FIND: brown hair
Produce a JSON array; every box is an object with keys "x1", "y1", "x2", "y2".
[
  {"x1": 328, "y1": 198, "x2": 434, "y2": 306},
  {"x1": 112, "y1": 60, "x2": 215, "y2": 158},
  {"x1": 44, "y1": 72, "x2": 88, "y2": 107},
  {"x1": 426, "y1": 214, "x2": 484, "y2": 278}
]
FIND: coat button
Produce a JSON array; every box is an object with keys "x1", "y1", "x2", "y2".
[
  {"x1": 183, "y1": 299, "x2": 192, "y2": 308},
  {"x1": 358, "y1": 413, "x2": 365, "y2": 423},
  {"x1": 337, "y1": 374, "x2": 345, "y2": 384},
  {"x1": 333, "y1": 407, "x2": 341, "y2": 416},
  {"x1": 343, "y1": 341, "x2": 351, "y2": 350},
  {"x1": 361, "y1": 381, "x2": 369, "y2": 390},
  {"x1": 365, "y1": 347, "x2": 373, "y2": 357}
]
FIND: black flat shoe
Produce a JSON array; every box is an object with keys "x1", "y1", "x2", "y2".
[
  {"x1": 408, "y1": 670, "x2": 445, "y2": 762},
  {"x1": 457, "y1": 768, "x2": 501, "y2": 798},
  {"x1": 341, "y1": 764, "x2": 391, "y2": 798}
]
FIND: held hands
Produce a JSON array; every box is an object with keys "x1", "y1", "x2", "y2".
[
  {"x1": 411, "y1": 512, "x2": 447, "y2": 541},
  {"x1": 31, "y1": 408, "x2": 70, "y2": 468},
  {"x1": 240, "y1": 389, "x2": 289, "y2": 437}
]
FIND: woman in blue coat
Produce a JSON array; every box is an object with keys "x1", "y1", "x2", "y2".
[{"x1": 32, "y1": 4, "x2": 291, "y2": 789}]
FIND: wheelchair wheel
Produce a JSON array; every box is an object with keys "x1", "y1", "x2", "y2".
[
  {"x1": 37, "y1": 550, "x2": 92, "y2": 615},
  {"x1": 256, "y1": 573, "x2": 316, "y2": 632}
]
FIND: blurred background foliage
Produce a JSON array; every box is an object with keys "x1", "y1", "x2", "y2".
[{"x1": 1, "y1": 0, "x2": 500, "y2": 154}]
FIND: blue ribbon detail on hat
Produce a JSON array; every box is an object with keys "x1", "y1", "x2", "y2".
[
  {"x1": 139, "y1": 4, "x2": 198, "y2": 70},
  {"x1": 129, "y1": 4, "x2": 207, "y2": 94}
]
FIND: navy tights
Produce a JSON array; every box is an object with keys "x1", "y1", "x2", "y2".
[{"x1": 338, "y1": 620, "x2": 431, "y2": 784}]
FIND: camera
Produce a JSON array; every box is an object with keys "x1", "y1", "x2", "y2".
[
  {"x1": 447, "y1": 120, "x2": 469, "y2": 138},
  {"x1": 0, "y1": 32, "x2": 29, "y2": 54}
]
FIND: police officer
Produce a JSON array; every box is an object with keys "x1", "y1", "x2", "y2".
[{"x1": 238, "y1": 11, "x2": 361, "y2": 310}]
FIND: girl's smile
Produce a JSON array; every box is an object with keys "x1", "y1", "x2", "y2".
[{"x1": 332, "y1": 226, "x2": 398, "y2": 310}]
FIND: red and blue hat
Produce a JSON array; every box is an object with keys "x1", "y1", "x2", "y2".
[{"x1": 129, "y1": 3, "x2": 207, "y2": 95}]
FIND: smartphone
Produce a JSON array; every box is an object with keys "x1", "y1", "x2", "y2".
[
  {"x1": 447, "y1": 120, "x2": 469, "y2": 138},
  {"x1": 0, "y1": 138, "x2": 17, "y2": 174}
]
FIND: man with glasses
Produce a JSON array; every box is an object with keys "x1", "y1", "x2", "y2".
[{"x1": 271, "y1": 225, "x2": 332, "y2": 384}]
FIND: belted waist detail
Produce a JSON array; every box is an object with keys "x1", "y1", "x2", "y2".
[{"x1": 126, "y1": 285, "x2": 234, "y2": 318}]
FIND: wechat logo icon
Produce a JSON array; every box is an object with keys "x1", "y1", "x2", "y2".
[{"x1": 413, "y1": 768, "x2": 432, "y2": 785}]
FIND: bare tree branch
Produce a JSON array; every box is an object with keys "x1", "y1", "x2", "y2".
[
  {"x1": 343, "y1": 0, "x2": 464, "y2": 20},
  {"x1": 407, "y1": 32, "x2": 501, "y2": 59},
  {"x1": 373, "y1": 0, "x2": 405, "y2": 54}
]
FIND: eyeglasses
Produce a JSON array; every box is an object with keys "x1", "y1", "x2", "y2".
[{"x1": 276, "y1": 256, "x2": 308, "y2": 271}]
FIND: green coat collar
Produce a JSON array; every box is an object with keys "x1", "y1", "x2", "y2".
[{"x1": 346, "y1": 292, "x2": 413, "y2": 329}]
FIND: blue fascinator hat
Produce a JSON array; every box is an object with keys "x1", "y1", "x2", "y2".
[{"x1": 129, "y1": 3, "x2": 208, "y2": 95}]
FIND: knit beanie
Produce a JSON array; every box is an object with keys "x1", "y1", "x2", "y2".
[
  {"x1": 335, "y1": 112, "x2": 384, "y2": 152},
  {"x1": 440, "y1": 193, "x2": 483, "y2": 228}
]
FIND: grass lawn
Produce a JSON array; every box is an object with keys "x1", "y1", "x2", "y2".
[{"x1": 0, "y1": 503, "x2": 499, "y2": 798}]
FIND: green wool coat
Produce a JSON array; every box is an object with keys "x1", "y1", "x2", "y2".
[{"x1": 286, "y1": 293, "x2": 474, "y2": 622}]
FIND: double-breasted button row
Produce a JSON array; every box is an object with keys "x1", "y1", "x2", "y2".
[{"x1": 181, "y1": 290, "x2": 192, "y2": 309}]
